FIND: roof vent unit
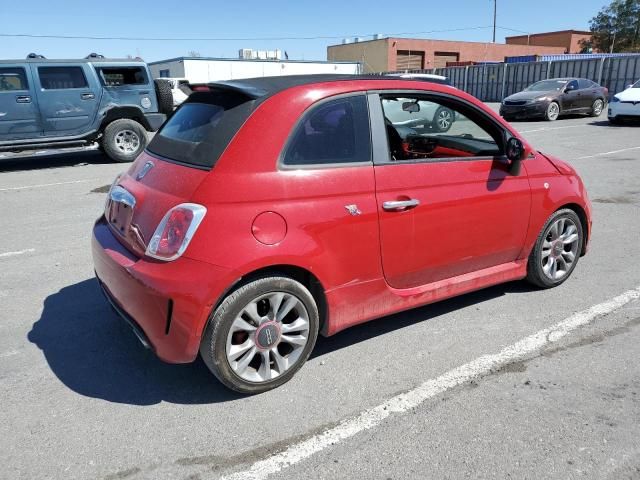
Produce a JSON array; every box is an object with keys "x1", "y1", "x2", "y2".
[
  {"x1": 373, "y1": 34, "x2": 383, "y2": 40},
  {"x1": 239, "y1": 48, "x2": 254, "y2": 60},
  {"x1": 342, "y1": 38, "x2": 351, "y2": 44},
  {"x1": 354, "y1": 37, "x2": 362, "y2": 43}
]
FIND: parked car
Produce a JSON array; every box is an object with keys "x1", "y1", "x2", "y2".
[
  {"x1": 93, "y1": 75, "x2": 592, "y2": 393},
  {"x1": 500, "y1": 78, "x2": 608, "y2": 121},
  {"x1": 0, "y1": 57, "x2": 174, "y2": 162},
  {"x1": 608, "y1": 79, "x2": 640, "y2": 124}
]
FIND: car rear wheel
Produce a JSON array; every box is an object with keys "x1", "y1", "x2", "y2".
[
  {"x1": 200, "y1": 276, "x2": 319, "y2": 394},
  {"x1": 526, "y1": 209, "x2": 583, "y2": 288},
  {"x1": 433, "y1": 107, "x2": 454, "y2": 132},
  {"x1": 544, "y1": 102, "x2": 560, "y2": 121},
  {"x1": 101, "y1": 119, "x2": 147, "y2": 163},
  {"x1": 590, "y1": 99, "x2": 604, "y2": 117}
]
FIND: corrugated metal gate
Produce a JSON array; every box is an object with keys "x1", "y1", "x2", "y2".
[{"x1": 388, "y1": 54, "x2": 640, "y2": 102}]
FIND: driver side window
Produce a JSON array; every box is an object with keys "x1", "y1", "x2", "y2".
[{"x1": 380, "y1": 96, "x2": 500, "y2": 162}]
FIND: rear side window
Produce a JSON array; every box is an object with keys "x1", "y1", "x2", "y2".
[
  {"x1": 283, "y1": 95, "x2": 371, "y2": 166},
  {"x1": 97, "y1": 67, "x2": 148, "y2": 86},
  {"x1": 578, "y1": 79, "x2": 595, "y2": 89},
  {"x1": 147, "y1": 90, "x2": 257, "y2": 169},
  {"x1": 0, "y1": 68, "x2": 28, "y2": 91},
  {"x1": 38, "y1": 67, "x2": 88, "y2": 89}
]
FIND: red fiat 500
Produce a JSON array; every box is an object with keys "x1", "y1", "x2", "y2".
[{"x1": 92, "y1": 75, "x2": 592, "y2": 393}]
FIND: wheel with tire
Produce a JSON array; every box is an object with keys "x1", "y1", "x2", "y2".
[
  {"x1": 433, "y1": 106, "x2": 454, "y2": 132},
  {"x1": 526, "y1": 209, "x2": 583, "y2": 289},
  {"x1": 544, "y1": 101, "x2": 560, "y2": 121},
  {"x1": 154, "y1": 79, "x2": 174, "y2": 115},
  {"x1": 200, "y1": 276, "x2": 319, "y2": 394},
  {"x1": 590, "y1": 98, "x2": 604, "y2": 117},
  {"x1": 101, "y1": 119, "x2": 147, "y2": 163}
]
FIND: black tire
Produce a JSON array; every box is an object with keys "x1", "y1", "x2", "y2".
[
  {"x1": 544, "y1": 101, "x2": 560, "y2": 121},
  {"x1": 590, "y1": 98, "x2": 605, "y2": 117},
  {"x1": 433, "y1": 106, "x2": 454, "y2": 132},
  {"x1": 154, "y1": 79, "x2": 174, "y2": 115},
  {"x1": 200, "y1": 276, "x2": 319, "y2": 394},
  {"x1": 526, "y1": 209, "x2": 583, "y2": 289},
  {"x1": 101, "y1": 118, "x2": 147, "y2": 163}
]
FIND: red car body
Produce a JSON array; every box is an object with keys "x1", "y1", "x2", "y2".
[{"x1": 92, "y1": 76, "x2": 592, "y2": 365}]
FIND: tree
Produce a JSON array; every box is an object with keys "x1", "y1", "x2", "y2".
[
  {"x1": 584, "y1": 0, "x2": 640, "y2": 52},
  {"x1": 188, "y1": 50, "x2": 202, "y2": 57}
]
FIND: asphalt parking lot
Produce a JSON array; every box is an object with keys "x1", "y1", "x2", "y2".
[{"x1": 1, "y1": 106, "x2": 639, "y2": 480}]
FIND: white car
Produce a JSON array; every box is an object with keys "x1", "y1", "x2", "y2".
[
  {"x1": 161, "y1": 77, "x2": 191, "y2": 107},
  {"x1": 608, "y1": 79, "x2": 640, "y2": 124}
]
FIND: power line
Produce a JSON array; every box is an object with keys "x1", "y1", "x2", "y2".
[{"x1": 0, "y1": 26, "x2": 496, "y2": 42}]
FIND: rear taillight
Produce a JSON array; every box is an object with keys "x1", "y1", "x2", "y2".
[{"x1": 146, "y1": 203, "x2": 206, "y2": 261}]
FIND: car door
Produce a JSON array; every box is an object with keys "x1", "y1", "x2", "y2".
[
  {"x1": 371, "y1": 92, "x2": 531, "y2": 289},
  {"x1": 31, "y1": 63, "x2": 100, "y2": 137},
  {"x1": 561, "y1": 80, "x2": 580, "y2": 112},
  {"x1": 0, "y1": 65, "x2": 42, "y2": 141},
  {"x1": 577, "y1": 79, "x2": 598, "y2": 109}
]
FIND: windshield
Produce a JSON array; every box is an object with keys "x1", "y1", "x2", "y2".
[{"x1": 525, "y1": 80, "x2": 568, "y2": 92}]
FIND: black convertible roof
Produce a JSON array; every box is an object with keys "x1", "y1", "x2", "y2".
[{"x1": 207, "y1": 74, "x2": 428, "y2": 99}]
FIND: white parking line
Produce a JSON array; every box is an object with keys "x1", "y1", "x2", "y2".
[
  {"x1": 519, "y1": 124, "x2": 587, "y2": 134},
  {"x1": 0, "y1": 248, "x2": 35, "y2": 258},
  {"x1": 220, "y1": 286, "x2": 640, "y2": 480},
  {"x1": 0, "y1": 179, "x2": 97, "y2": 192},
  {"x1": 575, "y1": 146, "x2": 640, "y2": 159}
]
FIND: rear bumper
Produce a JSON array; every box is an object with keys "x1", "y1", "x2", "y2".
[{"x1": 92, "y1": 216, "x2": 231, "y2": 363}]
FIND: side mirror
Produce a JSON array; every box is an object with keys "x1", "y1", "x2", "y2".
[
  {"x1": 506, "y1": 137, "x2": 525, "y2": 175},
  {"x1": 402, "y1": 101, "x2": 420, "y2": 113}
]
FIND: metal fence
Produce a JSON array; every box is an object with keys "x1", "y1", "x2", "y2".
[{"x1": 389, "y1": 54, "x2": 640, "y2": 102}]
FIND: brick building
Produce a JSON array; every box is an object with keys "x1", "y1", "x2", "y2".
[
  {"x1": 506, "y1": 30, "x2": 592, "y2": 54},
  {"x1": 327, "y1": 37, "x2": 566, "y2": 73}
]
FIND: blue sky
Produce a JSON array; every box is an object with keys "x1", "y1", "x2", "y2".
[{"x1": 1, "y1": 0, "x2": 608, "y2": 62}]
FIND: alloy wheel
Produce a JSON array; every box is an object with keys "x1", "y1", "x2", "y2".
[
  {"x1": 593, "y1": 99, "x2": 604, "y2": 116},
  {"x1": 540, "y1": 217, "x2": 580, "y2": 281},
  {"x1": 225, "y1": 291, "x2": 310, "y2": 383},
  {"x1": 437, "y1": 109, "x2": 453, "y2": 130},
  {"x1": 547, "y1": 103, "x2": 559, "y2": 121}
]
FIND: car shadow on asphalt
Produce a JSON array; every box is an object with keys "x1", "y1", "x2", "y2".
[
  {"x1": 589, "y1": 119, "x2": 640, "y2": 127},
  {"x1": 0, "y1": 149, "x2": 113, "y2": 172},
  {"x1": 28, "y1": 277, "x2": 536, "y2": 405}
]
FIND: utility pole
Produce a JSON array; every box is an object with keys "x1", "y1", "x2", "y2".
[{"x1": 493, "y1": 0, "x2": 497, "y2": 43}]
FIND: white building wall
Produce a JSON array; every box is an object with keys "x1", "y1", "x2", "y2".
[
  {"x1": 148, "y1": 61, "x2": 186, "y2": 79},
  {"x1": 161, "y1": 59, "x2": 361, "y2": 83}
]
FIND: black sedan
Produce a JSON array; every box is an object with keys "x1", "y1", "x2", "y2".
[{"x1": 500, "y1": 78, "x2": 608, "y2": 121}]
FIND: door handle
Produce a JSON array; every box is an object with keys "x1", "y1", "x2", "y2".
[
  {"x1": 16, "y1": 95, "x2": 31, "y2": 103},
  {"x1": 382, "y1": 199, "x2": 420, "y2": 211},
  {"x1": 81, "y1": 93, "x2": 95, "y2": 100}
]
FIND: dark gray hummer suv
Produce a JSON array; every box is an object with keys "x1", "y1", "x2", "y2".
[{"x1": 0, "y1": 57, "x2": 173, "y2": 162}]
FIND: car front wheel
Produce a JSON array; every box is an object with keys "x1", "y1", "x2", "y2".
[
  {"x1": 200, "y1": 276, "x2": 319, "y2": 394},
  {"x1": 526, "y1": 209, "x2": 583, "y2": 288},
  {"x1": 544, "y1": 102, "x2": 560, "y2": 121}
]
